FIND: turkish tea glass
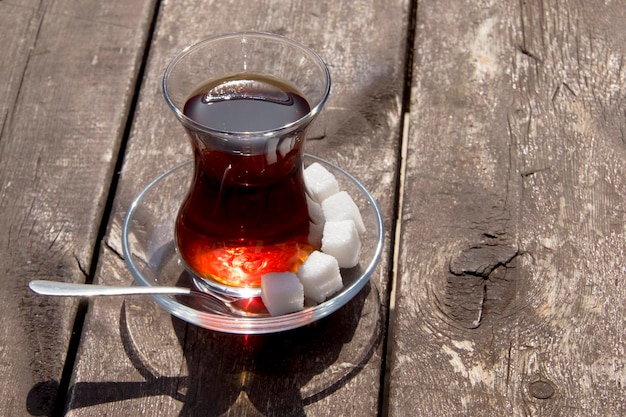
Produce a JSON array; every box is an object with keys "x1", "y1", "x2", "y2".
[{"x1": 162, "y1": 32, "x2": 331, "y2": 297}]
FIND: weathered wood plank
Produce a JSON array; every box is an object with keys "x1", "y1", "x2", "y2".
[
  {"x1": 0, "y1": 0, "x2": 156, "y2": 415},
  {"x1": 65, "y1": 0, "x2": 408, "y2": 415},
  {"x1": 390, "y1": 0, "x2": 626, "y2": 416},
  {"x1": 0, "y1": 0, "x2": 41, "y2": 138}
]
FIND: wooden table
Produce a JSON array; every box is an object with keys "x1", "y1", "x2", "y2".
[{"x1": 2, "y1": 0, "x2": 625, "y2": 415}]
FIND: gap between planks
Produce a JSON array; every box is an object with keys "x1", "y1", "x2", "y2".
[
  {"x1": 380, "y1": 111, "x2": 410, "y2": 417},
  {"x1": 379, "y1": 0, "x2": 418, "y2": 413},
  {"x1": 50, "y1": 1, "x2": 163, "y2": 415}
]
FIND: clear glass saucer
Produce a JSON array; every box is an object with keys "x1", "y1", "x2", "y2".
[{"x1": 121, "y1": 154, "x2": 384, "y2": 334}]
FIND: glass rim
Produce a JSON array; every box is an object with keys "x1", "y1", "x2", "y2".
[{"x1": 162, "y1": 32, "x2": 332, "y2": 138}]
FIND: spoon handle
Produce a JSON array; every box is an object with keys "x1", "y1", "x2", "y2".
[{"x1": 28, "y1": 280, "x2": 191, "y2": 297}]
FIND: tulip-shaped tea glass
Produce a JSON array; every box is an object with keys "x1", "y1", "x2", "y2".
[{"x1": 163, "y1": 33, "x2": 331, "y2": 298}]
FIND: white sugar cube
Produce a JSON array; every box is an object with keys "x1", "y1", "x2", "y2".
[
  {"x1": 278, "y1": 136, "x2": 295, "y2": 156},
  {"x1": 261, "y1": 272, "x2": 304, "y2": 316},
  {"x1": 304, "y1": 162, "x2": 339, "y2": 203},
  {"x1": 308, "y1": 221, "x2": 324, "y2": 248},
  {"x1": 321, "y1": 220, "x2": 361, "y2": 268},
  {"x1": 297, "y1": 251, "x2": 343, "y2": 303},
  {"x1": 321, "y1": 191, "x2": 366, "y2": 235},
  {"x1": 306, "y1": 194, "x2": 325, "y2": 225},
  {"x1": 306, "y1": 195, "x2": 325, "y2": 248},
  {"x1": 265, "y1": 137, "x2": 279, "y2": 164}
]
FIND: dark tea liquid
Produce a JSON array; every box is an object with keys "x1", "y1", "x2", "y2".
[{"x1": 176, "y1": 74, "x2": 314, "y2": 288}]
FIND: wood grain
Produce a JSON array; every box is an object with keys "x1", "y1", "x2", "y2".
[
  {"x1": 0, "y1": 0, "x2": 156, "y2": 415},
  {"x1": 389, "y1": 0, "x2": 626, "y2": 416},
  {"x1": 65, "y1": 0, "x2": 407, "y2": 415}
]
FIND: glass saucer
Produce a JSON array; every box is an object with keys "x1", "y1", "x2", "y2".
[{"x1": 121, "y1": 154, "x2": 384, "y2": 334}]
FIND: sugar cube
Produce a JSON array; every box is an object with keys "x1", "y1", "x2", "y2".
[
  {"x1": 308, "y1": 221, "x2": 324, "y2": 248},
  {"x1": 321, "y1": 191, "x2": 366, "y2": 235},
  {"x1": 304, "y1": 162, "x2": 339, "y2": 203},
  {"x1": 321, "y1": 220, "x2": 361, "y2": 268},
  {"x1": 261, "y1": 272, "x2": 304, "y2": 316},
  {"x1": 297, "y1": 251, "x2": 343, "y2": 303},
  {"x1": 278, "y1": 136, "x2": 295, "y2": 157},
  {"x1": 265, "y1": 137, "x2": 279, "y2": 165},
  {"x1": 306, "y1": 194, "x2": 325, "y2": 225}
]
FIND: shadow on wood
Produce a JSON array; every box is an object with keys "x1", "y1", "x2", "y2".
[{"x1": 50, "y1": 280, "x2": 381, "y2": 416}]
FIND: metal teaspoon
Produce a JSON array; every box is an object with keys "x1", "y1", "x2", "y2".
[{"x1": 28, "y1": 280, "x2": 269, "y2": 317}]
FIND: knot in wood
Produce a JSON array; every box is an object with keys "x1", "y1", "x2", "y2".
[
  {"x1": 441, "y1": 244, "x2": 520, "y2": 328},
  {"x1": 449, "y1": 244, "x2": 518, "y2": 279},
  {"x1": 529, "y1": 380, "x2": 555, "y2": 399}
]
